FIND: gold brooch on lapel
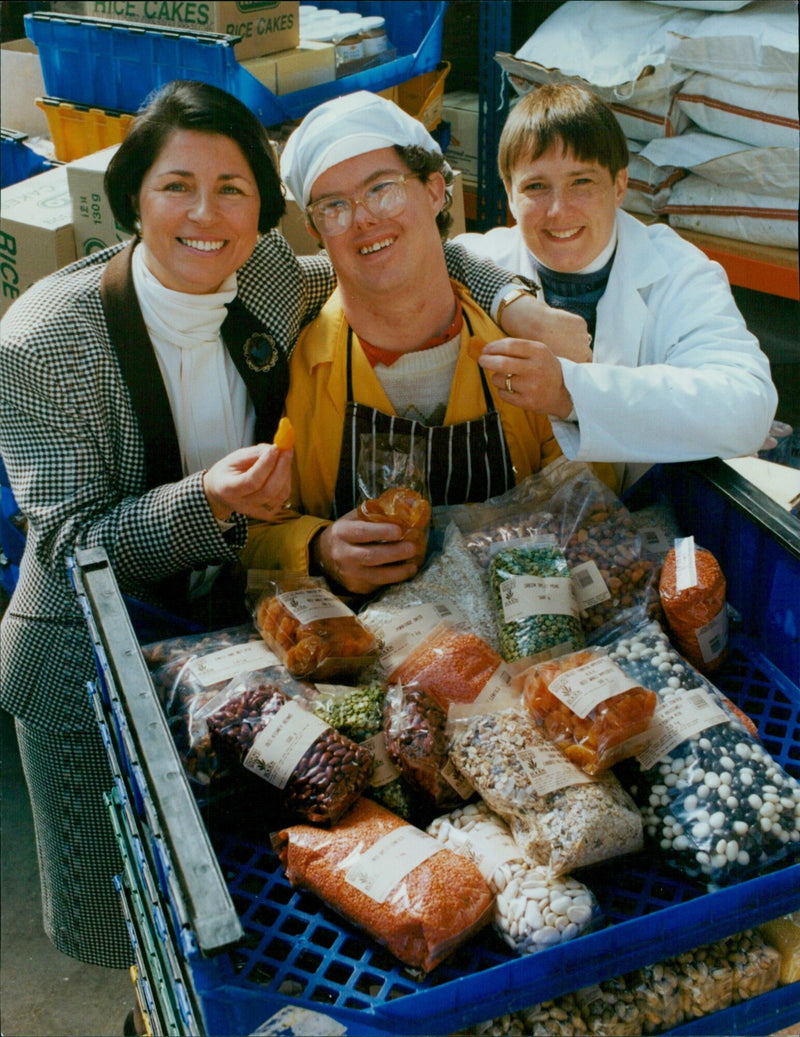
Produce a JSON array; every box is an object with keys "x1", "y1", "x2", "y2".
[{"x1": 244, "y1": 332, "x2": 279, "y2": 372}]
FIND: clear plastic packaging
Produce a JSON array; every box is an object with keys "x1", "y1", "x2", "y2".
[
  {"x1": 142, "y1": 624, "x2": 309, "y2": 790},
  {"x1": 610, "y1": 621, "x2": 800, "y2": 888},
  {"x1": 488, "y1": 536, "x2": 585, "y2": 666},
  {"x1": 383, "y1": 682, "x2": 469, "y2": 811},
  {"x1": 659, "y1": 536, "x2": 728, "y2": 673},
  {"x1": 760, "y1": 910, "x2": 800, "y2": 984},
  {"x1": 385, "y1": 619, "x2": 507, "y2": 712},
  {"x1": 519, "y1": 646, "x2": 657, "y2": 775},
  {"x1": 359, "y1": 522, "x2": 499, "y2": 651},
  {"x1": 445, "y1": 458, "x2": 658, "y2": 644},
  {"x1": 447, "y1": 708, "x2": 643, "y2": 876},
  {"x1": 309, "y1": 682, "x2": 417, "y2": 821},
  {"x1": 274, "y1": 797, "x2": 494, "y2": 972},
  {"x1": 204, "y1": 670, "x2": 374, "y2": 824},
  {"x1": 427, "y1": 801, "x2": 600, "y2": 955},
  {"x1": 253, "y1": 573, "x2": 377, "y2": 680}
]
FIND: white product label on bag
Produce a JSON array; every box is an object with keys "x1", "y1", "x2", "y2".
[
  {"x1": 570, "y1": 560, "x2": 611, "y2": 609},
  {"x1": 362, "y1": 732, "x2": 400, "y2": 787},
  {"x1": 345, "y1": 826, "x2": 441, "y2": 903},
  {"x1": 188, "y1": 640, "x2": 280, "y2": 686},
  {"x1": 517, "y1": 738, "x2": 591, "y2": 796},
  {"x1": 244, "y1": 700, "x2": 328, "y2": 789},
  {"x1": 376, "y1": 602, "x2": 461, "y2": 673},
  {"x1": 448, "y1": 663, "x2": 520, "y2": 719},
  {"x1": 636, "y1": 686, "x2": 729, "y2": 769},
  {"x1": 548, "y1": 654, "x2": 641, "y2": 718},
  {"x1": 278, "y1": 587, "x2": 355, "y2": 624},
  {"x1": 674, "y1": 536, "x2": 698, "y2": 591},
  {"x1": 696, "y1": 605, "x2": 729, "y2": 664},
  {"x1": 500, "y1": 575, "x2": 575, "y2": 622}
]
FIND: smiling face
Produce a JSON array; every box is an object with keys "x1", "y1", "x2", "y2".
[
  {"x1": 506, "y1": 142, "x2": 628, "y2": 273},
  {"x1": 308, "y1": 147, "x2": 446, "y2": 300},
  {"x1": 134, "y1": 129, "x2": 261, "y2": 294}
]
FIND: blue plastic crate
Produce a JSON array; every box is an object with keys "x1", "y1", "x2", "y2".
[
  {"x1": 73, "y1": 461, "x2": 800, "y2": 1036},
  {"x1": 25, "y1": 3, "x2": 446, "y2": 127},
  {"x1": 1, "y1": 131, "x2": 57, "y2": 188},
  {"x1": 0, "y1": 484, "x2": 25, "y2": 566}
]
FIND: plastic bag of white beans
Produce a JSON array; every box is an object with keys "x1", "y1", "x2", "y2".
[
  {"x1": 608, "y1": 621, "x2": 800, "y2": 888},
  {"x1": 426, "y1": 801, "x2": 600, "y2": 954}
]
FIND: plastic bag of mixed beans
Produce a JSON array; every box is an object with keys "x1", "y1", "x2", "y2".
[
  {"x1": 444, "y1": 458, "x2": 659, "y2": 645},
  {"x1": 609, "y1": 620, "x2": 800, "y2": 888},
  {"x1": 204, "y1": 668, "x2": 374, "y2": 824},
  {"x1": 447, "y1": 708, "x2": 643, "y2": 876}
]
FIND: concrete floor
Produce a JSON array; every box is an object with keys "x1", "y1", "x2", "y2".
[{"x1": 0, "y1": 705, "x2": 134, "y2": 1037}]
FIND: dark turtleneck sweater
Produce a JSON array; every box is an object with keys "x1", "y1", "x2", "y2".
[{"x1": 533, "y1": 250, "x2": 616, "y2": 343}]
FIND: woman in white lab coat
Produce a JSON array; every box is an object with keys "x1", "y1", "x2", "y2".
[{"x1": 457, "y1": 83, "x2": 778, "y2": 489}]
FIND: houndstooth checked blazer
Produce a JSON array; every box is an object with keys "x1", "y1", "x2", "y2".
[{"x1": 0, "y1": 233, "x2": 509, "y2": 729}]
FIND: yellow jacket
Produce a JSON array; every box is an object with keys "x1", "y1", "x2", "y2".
[{"x1": 241, "y1": 282, "x2": 564, "y2": 573}]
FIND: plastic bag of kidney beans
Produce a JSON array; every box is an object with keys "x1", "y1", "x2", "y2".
[
  {"x1": 383, "y1": 682, "x2": 472, "y2": 812},
  {"x1": 204, "y1": 669, "x2": 374, "y2": 824},
  {"x1": 143, "y1": 625, "x2": 315, "y2": 791},
  {"x1": 608, "y1": 621, "x2": 800, "y2": 888}
]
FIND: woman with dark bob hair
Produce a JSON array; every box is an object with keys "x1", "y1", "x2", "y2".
[{"x1": 0, "y1": 78, "x2": 566, "y2": 981}]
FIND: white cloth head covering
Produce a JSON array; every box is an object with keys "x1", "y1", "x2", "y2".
[{"x1": 281, "y1": 90, "x2": 441, "y2": 207}]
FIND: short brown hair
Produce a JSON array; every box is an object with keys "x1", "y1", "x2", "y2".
[{"x1": 498, "y1": 83, "x2": 629, "y2": 185}]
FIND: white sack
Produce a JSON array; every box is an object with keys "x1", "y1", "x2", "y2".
[
  {"x1": 660, "y1": 174, "x2": 798, "y2": 247},
  {"x1": 667, "y1": 0, "x2": 799, "y2": 89},
  {"x1": 641, "y1": 132, "x2": 799, "y2": 195},
  {"x1": 623, "y1": 142, "x2": 686, "y2": 214},
  {"x1": 675, "y1": 73, "x2": 800, "y2": 148}
]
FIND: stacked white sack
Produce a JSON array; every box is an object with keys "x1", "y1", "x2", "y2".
[{"x1": 665, "y1": 0, "x2": 798, "y2": 246}]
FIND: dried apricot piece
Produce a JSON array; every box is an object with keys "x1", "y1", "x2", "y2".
[{"x1": 273, "y1": 416, "x2": 295, "y2": 450}]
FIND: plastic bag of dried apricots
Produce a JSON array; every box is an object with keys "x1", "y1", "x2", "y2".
[
  {"x1": 659, "y1": 536, "x2": 728, "y2": 674},
  {"x1": 519, "y1": 646, "x2": 657, "y2": 775},
  {"x1": 252, "y1": 573, "x2": 377, "y2": 681},
  {"x1": 355, "y1": 434, "x2": 431, "y2": 552}
]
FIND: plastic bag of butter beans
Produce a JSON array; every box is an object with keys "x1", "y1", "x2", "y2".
[
  {"x1": 427, "y1": 801, "x2": 600, "y2": 955},
  {"x1": 609, "y1": 621, "x2": 800, "y2": 888}
]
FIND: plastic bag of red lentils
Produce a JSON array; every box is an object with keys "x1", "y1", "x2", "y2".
[{"x1": 659, "y1": 536, "x2": 728, "y2": 674}]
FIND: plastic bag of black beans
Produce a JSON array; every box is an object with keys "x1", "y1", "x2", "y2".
[
  {"x1": 142, "y1": 624, "x2": 312, "y2": 791},
  {"x1": 204, "y1": 669, "x2": 374, "y2": 824},
  {"x1": 608, "y1": 621, "x2": 800, "y2": 888}
]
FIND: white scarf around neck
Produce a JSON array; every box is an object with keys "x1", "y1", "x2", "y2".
[{"x1": 132, "y1": 244, "x2": 255, "y2": 476}]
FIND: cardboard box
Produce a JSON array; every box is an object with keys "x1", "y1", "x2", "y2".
[
  {"x1": 442, "y1": 91, "x2": 480, "y2": 185},
  {"x1": 0, "y1": 39, "x2": 50, "y2": 139},
  {"x1": 280, "y1": 170, "x2": 466, "y2": 256},
  {"x1": 241, "y1": 39, "x2": 335, "y2": 95},
  {"x1": 68, "y1": 2, "x2": 299, "y2": 60},
  {"x1": 0, "y1": 166, "x2": 76, "y2": 316},
  {"x1": 66, "y1": 145, "x2": 133, "y2": 257}
]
